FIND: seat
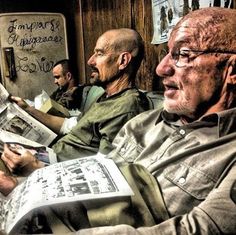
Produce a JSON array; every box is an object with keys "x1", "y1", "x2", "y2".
[
  {"x1": 146, "y1": 91, "x2": 164, "y2": 110},
  {"x1": 80, "y1": 86, "x2": 105, "y2": 112}
]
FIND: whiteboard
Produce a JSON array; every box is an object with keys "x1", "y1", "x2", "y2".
[{"x1": 0, "y1": 12, "x2": 68, "y2": 100}]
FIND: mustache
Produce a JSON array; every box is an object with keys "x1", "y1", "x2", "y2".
[{"x1": 90, "y1": 66, "x2": 99, "y2": 73}]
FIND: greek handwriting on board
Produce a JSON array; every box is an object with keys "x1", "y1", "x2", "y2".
[
  {"x1": 7, "y1": 18, "x2": 63, "y2": 50},
  {"x1": 15, "y1": 56, "x2": 54, "y2": 73},
  {"x1": 3, "y1": 16, "x2": 66, "y2": 75},
  {"x1": 7, "y1": 18, "x2": 60, "y2": 33}
]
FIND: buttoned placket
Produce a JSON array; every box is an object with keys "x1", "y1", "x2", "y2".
[{"x1": 147, "y1": 127, "x2": 187, "y2": 173}]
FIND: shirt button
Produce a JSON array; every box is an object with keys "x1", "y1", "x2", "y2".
[
  {"x1": 178, "y1": 177, "x2": 186, "y2": 184},
  {"x1": 179, "y1": 129, "x2": 186, "y2": 135},
  {"x1": 120, "y1": 147, "x2": 126, "y2": 154},
  {"x1": 151, "y1": 158, "x2": 156, "y2": 163}
]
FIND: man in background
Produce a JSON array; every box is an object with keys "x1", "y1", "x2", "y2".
[{"x1": 50, "y1": 59, "x2": 84, "y2": 110}]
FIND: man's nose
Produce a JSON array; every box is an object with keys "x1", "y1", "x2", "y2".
[
  {"x1": 87, "y1": 54, "x2": 95, "y2": 66},
  {"x1": 155, "y1": 53, "x2": 175, "y2": 77}
]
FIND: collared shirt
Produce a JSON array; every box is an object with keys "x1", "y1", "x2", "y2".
[
  {"x1": 53, "y1": 88, "x2": 150, "y2": 162},
  {"x1": 50, "y1": 86, "x2": 84, "y2": 110},
  {"x1": 97, "y1": 107, "x2": 236, "y2": 234}
]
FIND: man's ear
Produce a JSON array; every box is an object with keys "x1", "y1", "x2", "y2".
[
  {"x1": 66, "y1": 72, "x2": 72, "y2": 81},
  {"x1": 225, "y1": 56, "x2": 236, "y2": 94},
  {"x1": 118, "y1": 52, "x2": 132, "y2": 70},
  {"x1": 226, "y1": 56, "x2": 236, "y2": 83}
]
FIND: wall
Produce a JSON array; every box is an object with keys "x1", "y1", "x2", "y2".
[{"x1": 0, "y1": 0, "x2": 164, "y2": 92}]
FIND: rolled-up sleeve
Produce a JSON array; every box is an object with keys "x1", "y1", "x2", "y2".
[{"x1": 59, "y1": 116, "x2": 79, "y2": 135}]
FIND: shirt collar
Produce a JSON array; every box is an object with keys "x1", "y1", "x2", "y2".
[
  {"x1": 161, "y1": 107, "x2": 236, "y2": 137},
  {"x1": 98, "y1": 87, "x2": 136, "y2": 101}
]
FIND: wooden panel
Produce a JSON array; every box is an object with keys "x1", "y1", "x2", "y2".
[
  {"x1": 80, "y1": 0, "x2": 132, "y2": 83},
  {"x1": 132, "y1": 0, "x2": 159, "y2": 91}
]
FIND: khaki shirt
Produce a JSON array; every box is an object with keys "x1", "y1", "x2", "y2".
[
  {"x1": 78, "y1": 108, "x2": 236, "y2": 234},
  {"x1": 53, "y1": 88, "x2": 150, "y2": 162},
  {"x1": 50, "y1": 86, "x2": 84, "y2": 110}
]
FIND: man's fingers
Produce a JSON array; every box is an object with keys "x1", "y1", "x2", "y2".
[
  {"x1": 0, "y1": 170, "x2": 18, "y2": 196},
  {"x1": 1, "y1": 154, "x2": 17, "y2": 173},
  {"x1": 1, "y1": 144, "x2": 22, "y2": 172},
  {"x1": 9, "y1": 95, "x2": 22, "y2": 102}
]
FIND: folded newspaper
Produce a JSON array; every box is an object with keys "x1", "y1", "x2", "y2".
[
  {"x1": 0, "y1": 155, "x2": 133, "y2": 234},
  {"x1": 0, "y1": 83, "x2": 57, "y2": 146}
]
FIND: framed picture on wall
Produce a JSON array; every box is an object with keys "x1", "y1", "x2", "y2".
[{"x1": 151, "y1": 0, "x2": 234, "y2": 44}]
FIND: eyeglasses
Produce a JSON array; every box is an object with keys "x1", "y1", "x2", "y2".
[{"x1": 170, "y1": 49, "x2": 236, "y2": 68}]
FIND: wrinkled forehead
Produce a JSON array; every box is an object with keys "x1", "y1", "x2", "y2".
[
  {"x1": 168, "y1": 19, "x2": 199, "y2": 49},
  {"x1": 95, "y1": 32, "x2": 115, "y2": 52}
]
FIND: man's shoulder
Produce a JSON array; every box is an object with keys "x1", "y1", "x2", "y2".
[
  {"x1": 117, "y1": 88, "x2": 145, "y2": 102},
  {"x1": 65, "y1": 86, "x2": 82, "y2": 95},
  {"x1": 120, "y1": 88, "x2": 159, "y2": 111},
  {"x1": 128, "y1": 108, "x2": 162, "y2": 124}
]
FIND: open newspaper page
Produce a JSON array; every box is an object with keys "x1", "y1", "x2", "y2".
[
  {"x1": 0, "y1": 83, "x2": 57, "y2": 146},
  {"x1": 1, "y1": 155, "x2": 133, "y2": 234},
  {"x1": 0, "y1": 129, "x2": 57, "y2": 164}
]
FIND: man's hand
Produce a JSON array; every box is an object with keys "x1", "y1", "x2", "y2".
[
  {"x1": 1, "y1": 144, "x2": 45, "y2": 176},
  {"x1": 0, "y1": 171, "x2": 18, "y2": 196},
  {"x1": 9, "y1": 96, "x2": 65, "y2": 134},
  {"x1": 9, "y1": 96, "x2": 29, "y2": 111}
]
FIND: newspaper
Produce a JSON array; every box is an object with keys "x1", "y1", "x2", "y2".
[
  {"x1": 151, "y1": 0, "x2": 233, "y2": 44},
  {"x1": 0, "y1": 83, "x2": 57, "y2": 146},
  {"x1": 0, "y1": 129, "x2": 57, "y2": 164},
  {"x1": 0, "y1": 155, "x2": 133, "y2": 234}
]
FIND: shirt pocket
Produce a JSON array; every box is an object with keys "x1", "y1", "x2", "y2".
[
  {"x1": 116, "y1": 137, "x2": 143, "y2": 163},
  {"x1": 163, "y1": 162, "x2": 216, "y2": 200}
]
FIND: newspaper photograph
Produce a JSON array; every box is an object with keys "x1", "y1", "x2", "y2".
[
  {"x1": 0, "y1": 83, "x2": 57, "y2": 146},
  {"x1": 0, "y1": 129, "x2": 57, "y2": 164},
  {"x1": 0, "y1": 156, "x2": 133, "y2": 234},
  {"x1": 151, "y1": 0, "x2": 234, "y2": 44}
]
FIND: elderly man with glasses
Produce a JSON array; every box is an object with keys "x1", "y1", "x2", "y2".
[{"x1": 76, "y1": 7, "x2": 236, "y2": 235}]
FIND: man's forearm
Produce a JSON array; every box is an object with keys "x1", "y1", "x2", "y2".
[{"x1": 25, "y1": 106, "x2": 65, "y2": 134}]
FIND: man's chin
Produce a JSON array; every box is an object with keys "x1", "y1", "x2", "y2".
[
  {"x1": 89, "y1": 76, "x2": 99, "y2": 84},
  {"x1": 164, "y1": 102, "x2": 194, "y2": 117},
  {"x1": 164, "y1": 101, "x2": 182, "y2": 114},
  {"x1": 90, "y1": 78, "x2": 105, "y2": 88}
]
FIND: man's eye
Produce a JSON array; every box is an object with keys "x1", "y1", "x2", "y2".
[
  {"x1": 179, "y1": 50, "x2": 190, "y2": 58},
  {"x1": 96, "y1": 52, "x2": 103, "y2": 56},
  {"x1": 171, "y1": 51, "x2": 179, "y2": 60}
]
